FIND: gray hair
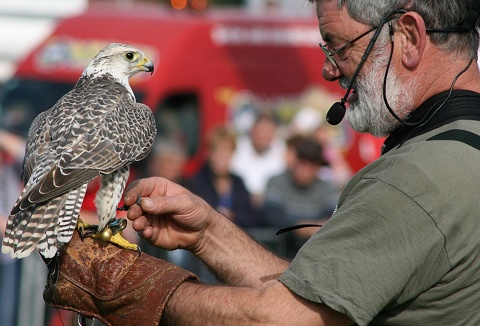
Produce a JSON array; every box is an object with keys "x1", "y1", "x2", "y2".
[{"x1": 329, "y1": 0, "x2": 479, "y2": 59}]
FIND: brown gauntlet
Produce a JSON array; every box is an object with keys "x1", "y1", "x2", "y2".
[{"x1": 43, "y1": 230, "x2": 198, "y2": 326}]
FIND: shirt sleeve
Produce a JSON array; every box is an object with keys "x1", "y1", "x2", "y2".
[{"x1": 278, "y1": 178, "x2": 451, "y2": 326}]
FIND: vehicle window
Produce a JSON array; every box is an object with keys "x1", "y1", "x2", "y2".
[
  {"x1": 0, "y1": 79, "x2": 73, "y2": 137},
  {"x1": 154, "y1": 93, "x2": 200, "y2": 157}
]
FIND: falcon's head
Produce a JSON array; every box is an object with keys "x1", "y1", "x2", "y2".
[{"x1": 82, "y1": 43, "x2": 154, "y2": 91}]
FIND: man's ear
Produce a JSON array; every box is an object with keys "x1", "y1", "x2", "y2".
[{"x1": 397, "y1": 12, "x2": 427, "y2": 69}]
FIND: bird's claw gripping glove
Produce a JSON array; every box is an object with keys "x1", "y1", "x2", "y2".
[{"x1": 43, "y1": 230, "x2": 198, "y2": 326}]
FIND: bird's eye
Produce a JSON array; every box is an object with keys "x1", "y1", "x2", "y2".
[{"x1": 125, "y1": 52, "x2": 135, "y2": 60}]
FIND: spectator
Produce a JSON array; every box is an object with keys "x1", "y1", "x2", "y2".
[
  {"x1": 230, "y1": 114, "x2": 286, "y2": 207},
  {"x1": 145, "y1": 137, "x2": 188, "y2": 185},
  {"x1": 262, "y1": 135, "x2": 339, "y2": 257},
  {"x1": 184, "y1": 126, "x2": 259, "y2": 282},
  {"x1": 186, "y1": 126, "x2": 259, "y2": 229},
  {"x1": 289, "y1": 102, "x2": 352, "y2": 191}
]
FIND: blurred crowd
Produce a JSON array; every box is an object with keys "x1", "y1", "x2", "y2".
[{"x1": 0, "y1": 106, "x2": 355, "y2": 325}]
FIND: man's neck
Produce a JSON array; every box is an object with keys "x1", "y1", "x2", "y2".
[
  {"x1": 413, "y1": 52, "x2": 480, "y2": 108},
  {"x1": 383, "y1": 89, "x2": 480, "y2": 153}
]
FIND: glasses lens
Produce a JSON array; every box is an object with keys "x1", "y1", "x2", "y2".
[{"x1": 319, "y1": 43, "x2": 338, "y2": 68}]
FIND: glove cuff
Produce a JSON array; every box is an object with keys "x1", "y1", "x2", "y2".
[{"x1": 43, "y1": 230, "x2": 198, "y2": 326}]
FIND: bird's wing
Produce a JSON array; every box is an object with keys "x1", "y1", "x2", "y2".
[
  {"x1": 13, "y1": 77, "x2": 156, "y2": 213},
  {"x1": 21, "y1": 110, "x2": 51, "y2": 184}
]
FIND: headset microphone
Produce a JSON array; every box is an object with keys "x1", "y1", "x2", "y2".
[
  {"x1": 326, "y1": 100, "x2": 347, "y2": 125},
  {"x1": 325, "y1": 45, "x2": 368, "y2": 126},
  {"x1": 325, "y1": 9, "x2": 406, "y2": 126},
  {"x1": 324, "y1": 31, "x2": 377, "y2": 126}
]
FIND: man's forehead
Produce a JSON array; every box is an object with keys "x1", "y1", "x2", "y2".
[
  {"x1": 317, "y1": 1, "x2": 348, "y2": 41},
  {"x1": 317, "y1": 1, "x2": 368, "y2": 43}
]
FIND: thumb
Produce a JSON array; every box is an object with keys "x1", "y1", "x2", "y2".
[
  {"x1": 124, "y1": 178, "x2": 158, "y2": 206},
  {"x1": 140, "y1": 197, "x2": 155, "y2": 210}
]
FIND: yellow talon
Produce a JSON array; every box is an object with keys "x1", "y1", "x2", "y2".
[
  {"x1": 77, "y1": 218, "x2": 140, "y2": 253},
  {"x1": 76, "y1": 217, "x2": 87, "y2": 232},
  {"x1": 92, "y1": 228, "x2": 139, "y2": 251},
  {"x1": 76, "y1": 217, "x2": 99, "y2": 239},
  {"x1": 107, "y1": 233, "x2": 139, "y2": 252}
]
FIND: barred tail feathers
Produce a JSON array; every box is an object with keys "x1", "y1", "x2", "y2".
[
  {"x1": 2, "y1": 195, "x2": 66, "y2": 259},
  {"x1": 57, "y1": 184, "x2": 87, "y2": 242},
  {"x1": 1, "y1": 205, "x2": 34, "y2": 256}
]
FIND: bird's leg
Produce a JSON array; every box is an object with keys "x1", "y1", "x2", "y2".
[
  {"x1": 89, "y1": 171, "x2": 141, "y2": 253},
  {"x1": 92, "y1": 218, "x2": 141, "y2": 254},
  {"x1": 76, "y1": 217, "x2": 99, "y2": 240},
  {"x1": 76, "y1": 217, "x2": 141, "y2": 254}
]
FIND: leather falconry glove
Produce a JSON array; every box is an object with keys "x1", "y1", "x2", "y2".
[{"x1": 43, "y1": 230, "x2": 198, "y2": 326}]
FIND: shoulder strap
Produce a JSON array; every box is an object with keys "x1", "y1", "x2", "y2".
[{"x1": 426, "y1": 129, "x2": 480, "y2": 151}]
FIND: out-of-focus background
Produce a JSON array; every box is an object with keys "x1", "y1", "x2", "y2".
[{"x1": 0, "y1": 0, "x2": 389, "y2": 325}]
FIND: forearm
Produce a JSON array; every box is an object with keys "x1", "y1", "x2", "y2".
[
  {"x1": 160, "y1": 280, "x2": 352, "y2": 326},
  {"x1": 160, "y1": 281, "x2": 264, "y2": 326},
  {"x1": 195, "y1": 212, "x2": 289, "y2": 288}
]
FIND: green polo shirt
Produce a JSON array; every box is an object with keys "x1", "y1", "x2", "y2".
[{"x1": 280, "y1": 118, "x2": 480, "y2": 325}]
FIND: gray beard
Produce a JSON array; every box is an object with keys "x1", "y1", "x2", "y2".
[{"x1": 342, "y1": 48, "x2": 418, "y2": 137}]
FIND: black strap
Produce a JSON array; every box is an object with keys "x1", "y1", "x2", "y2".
[
  {"x1": 276, "y1": 224, "x2": 322, "y2": 235},
  {"x1": 383, "y1": 90, "x2": 480, "y2": 154},
  {"x1": 426, "y1": 129, "x2": 480, "y2": 151}
]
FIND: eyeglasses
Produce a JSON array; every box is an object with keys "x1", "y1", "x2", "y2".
[{"x1": 319, "y1": 26, "x2": 378, "y2": 68}]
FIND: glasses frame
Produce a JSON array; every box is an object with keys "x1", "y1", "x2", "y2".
[{"x1": 319, "y1": 26, "x2": 378, "y2": 68}]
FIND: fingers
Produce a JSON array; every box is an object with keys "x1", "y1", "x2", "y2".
[
  {"x1": 125, "y1": 201, "x2": 143, "y2": 221},
  {"x1": 125, "y1": 197, "x2": 157, "y2": 222},
  {"x1": 124, "y1": 177, "x2": 191, "y2": 209},
  {"x1": 124, "y1": 178, "x2": 158, "y2": 207},
  {"x1": 123, "y1": 178, "x2": 212, "y2": 249},
  {"x1": 130, "y1": 214, "x2": 155, "y2": 243},
  {"x1": 131, "y1": 215, "x2": 149, "y2": 231},
  {"x1": 129, "y1": 192, "x2": 197, "y2": 218},
  {"x1": 138, "y1": 227, "x2": 153, "y2": 240}
]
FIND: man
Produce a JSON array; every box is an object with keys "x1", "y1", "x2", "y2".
[
  {"x1": 230, "y1": 114, "x2": 286, "y2": 207},
  {"x1": 44, "y1": 0, "x2": 480, "y2": 325},
  {"x1": 262, "y1": 136, "x2": 338, "y2": 257}
]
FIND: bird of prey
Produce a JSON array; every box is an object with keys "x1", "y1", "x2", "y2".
[{"x1": 1, "y1": 43, "x2": 156, "y2": 259}]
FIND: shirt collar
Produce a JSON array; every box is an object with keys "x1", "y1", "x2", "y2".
[{"x1": 382, "y1": 90, "x2": 480, "y2": 154}]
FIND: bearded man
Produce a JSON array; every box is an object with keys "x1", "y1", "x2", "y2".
[{"x1": 44, "y1": 1, "x2": 480, "y2": 325}]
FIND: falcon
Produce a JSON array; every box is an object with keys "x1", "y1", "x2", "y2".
[{"x1": 1, "y1": 43, "x2": 156, "y2": 259}]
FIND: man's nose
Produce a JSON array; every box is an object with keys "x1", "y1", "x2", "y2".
[{"x1": 322, "y1": 58, "x2": 342, "y2": 81}]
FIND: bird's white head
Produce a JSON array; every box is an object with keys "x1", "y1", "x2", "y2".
[{"x1": 82, "y1": 43, "x2": 154, "y2": 98}]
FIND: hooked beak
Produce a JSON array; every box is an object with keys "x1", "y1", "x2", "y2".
[{"x1": 138, "y1": 57, "x2": 154, "y2": 75}]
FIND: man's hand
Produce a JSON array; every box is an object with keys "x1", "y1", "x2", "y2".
[
  {"x1": 124, "y1": 177, "x2": 220, "y2": 254},
  {"x1": 124, "y1": 177, "x2": 288, "y2": 289}
]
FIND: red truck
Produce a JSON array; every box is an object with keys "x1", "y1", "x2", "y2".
[{"x1": 0, "y1": 3, "x2": 383, "y2": 176}]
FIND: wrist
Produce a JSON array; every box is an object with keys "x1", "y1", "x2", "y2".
[
  {"x1": 191, "y1": 209, "x2": 225, "y2": 257},
  {"x1": 159, "y1": 280, "x2": 197, "y2": 326}
]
